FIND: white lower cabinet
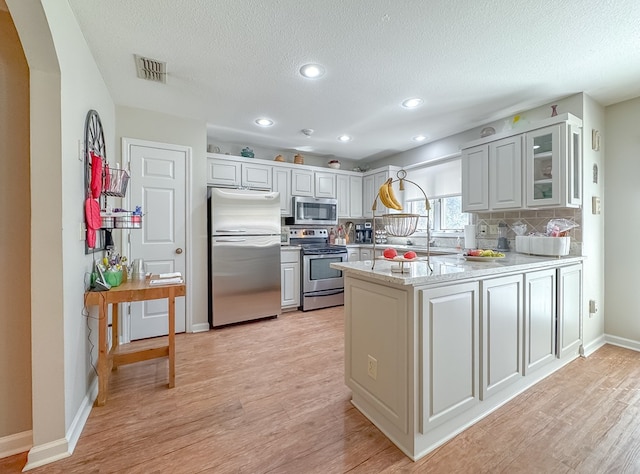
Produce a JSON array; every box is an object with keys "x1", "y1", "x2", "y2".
[
  {"x1": 557, "y1": 264, "x2": 582, "y2": 359},
  {"x1": 347, "y1": 247, "x2": 360, "y2": 262},
  {"x1": 280, "y1": 250, "x2": 300, "y2": 309},
  {"x1": 419, "y1": 282, "x2": 480, "y2": 432},
  {"x1": 524, "y1": 268, "x2": 557, "y2": 374},
  {"x1": 481, "y1": 275, "x2": 523, "y2": 400},
  {"x1": 360, "y1": 248, "x2": 373, "y2": 261}
]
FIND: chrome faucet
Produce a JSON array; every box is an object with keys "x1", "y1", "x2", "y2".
[{"x1": 406, "y1": 239, "x2": 413, "y2": 246}]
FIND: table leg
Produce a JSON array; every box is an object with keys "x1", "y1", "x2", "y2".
[
  {"x1": 111, "y1": 303, "x2": 119, "y2": 371},
  {"x1": 168, "y1": 290, "x2": 176, "y2": 388},
  {"x1": 96, "y1": 298, "x2": 109, "y2": 406}
]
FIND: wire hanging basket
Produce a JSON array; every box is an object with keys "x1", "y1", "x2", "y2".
[
  {"x1": 371, "y1": 169, "x2": 432, "y2": 271},
  {"x1": 381, "y1": 213, "x2": 420, "y2": 237}
]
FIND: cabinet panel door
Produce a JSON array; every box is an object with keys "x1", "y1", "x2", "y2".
[
  {"x1": 292, "y1": 169, "x2": 314, "y2": 196},
  {"x1": 360, "y1": 248, "x2": 373, "y2": 261},
  {"x1": 489, "y1": 136, "x2": 522, "y2": 209},
  {"x1": 524, "y1": 269, "x2": 557, "y2": 374},
  {"x1": 349, "y1": 175, "x2": 363, "y2": 218},
  {"x1": 374, "y1": 172, "x2": 390, "y2": 213},
  {"x1": 273, "y1": 167, "x2": 292, "y2": 216},
  {"x1": 336, "y1": 174, "x2": 350, "y2": 217},
  {"x1": 462, "y1": 146, "x2": 489, "y2": 212},
  {"x1": 420, "y1": 282, "x2": 479, "y2": 432},
  {"x1": 347, "y1": 248, "x2": 360, "y2": 261},
  {"x1": 363, "y1": 174, "x2": 375, "y2": 218},
  {"x1": 207, "y1": 158, "x2": 240, "y2": 187},
  {"x1": 281, "y1": 262, "x2": 300, "y2": 308},
  {"x1": 557, "y1": 264, "x2": 582, "y2": 359},
  {"x1": 525, "y1": 125, "x2": 561, "y2": 207},
  {"x1": 242, "y1": 163, "x2": 272, "y2": 189},
  {"x1": 315, "y1": 171, "x2": 336, "y2": 198},
  {"x1": 481, "y1": 275, "x2": 523, "y2": 400}
]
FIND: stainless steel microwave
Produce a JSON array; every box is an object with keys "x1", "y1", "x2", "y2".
[{"x1": 285, "y1": 196, "x2": 338, "y2": 226}]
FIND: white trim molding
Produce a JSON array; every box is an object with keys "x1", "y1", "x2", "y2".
[
  {"x1": 582, "y1": 335, "x2": 606, "y2": 357},
  {"x1": 0, "y1": 430, "x2": 32, "y2": 460},
  {"x1": 604, "y1": 334, "x2": 640, "y2": 353}
]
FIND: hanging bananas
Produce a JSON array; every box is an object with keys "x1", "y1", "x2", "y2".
[{"x1": 378, "y1": 178, "x2": 403, "y2": 211}]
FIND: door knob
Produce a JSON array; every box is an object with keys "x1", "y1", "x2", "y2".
[{"x1": 175, "y1": 248, "x2": 183, "y2": 254}]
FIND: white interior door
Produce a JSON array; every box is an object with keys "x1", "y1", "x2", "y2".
[{"x1": 125, "y1": 139, "x2": 187, "y2": 340}]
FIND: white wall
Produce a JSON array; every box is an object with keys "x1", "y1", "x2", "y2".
[
  {"x1": 116, "y1": 106, "x2": 209, "y2": 329},
  {"x1": 580, "y1": 95, "x2": 605, "y2": 349},
  {"x1": 604, "y1": 96, "x2": 640, "y2": 345},
  {"x1": 8, "y1": 0, "x2": 116, "y2": 467}
]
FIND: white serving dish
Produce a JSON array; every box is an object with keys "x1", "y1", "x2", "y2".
[{"x1": 515, "y1": 236, "x2": 570, "y2": 257}]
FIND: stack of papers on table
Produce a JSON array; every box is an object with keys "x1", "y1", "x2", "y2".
[{"x1": 149, "y1": 272, "x2": 184, "y2": 285}]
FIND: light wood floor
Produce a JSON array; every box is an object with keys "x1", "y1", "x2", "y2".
[{"x1": 3, "y1": 307, "x2": 640, "y2": 473}]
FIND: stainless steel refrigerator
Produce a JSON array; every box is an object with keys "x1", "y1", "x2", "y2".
[{"x1": 208, "y1": 187, "x2": 282, "y2": 327}]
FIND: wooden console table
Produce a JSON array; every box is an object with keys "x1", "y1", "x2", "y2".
[{"x1": 84, "y1": 278, "x2": 186, "y2": 406}]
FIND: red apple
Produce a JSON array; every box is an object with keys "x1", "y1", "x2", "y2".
[
  {"x1": 403, "y1": 251, "x2": 417, "y2": 260},
  {"x1": 383, "y1": 248, "x2": 398, "y2": 258}
]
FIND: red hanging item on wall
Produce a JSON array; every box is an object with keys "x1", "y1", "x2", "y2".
[
  {"x1": 84, "y1": 197, "x2": 101, "y2": 248},
  {"x1": 90, "y1": 151, "x2": 103, "y2": 199}
]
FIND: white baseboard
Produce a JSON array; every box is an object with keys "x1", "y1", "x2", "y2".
[
  {"x1": 604, "y1": 334, "x2": 640, "y2": 352},
  {"x1": 67, "y1": 376, "x2": 98, "y2": 453},
  {"x1": 191, "y1": 322, "x2": 210, "y2": 333},
  {"x1": 23, "y1": 376, "x2": 98, "y2": 471},
  {"x1": 0, "y1": 430, "x2": 32, "y2": 459},
  {"x1": 583, "y1": 335, "x2": 606, "y2": 356},
  {"x1": 22, "y1": 438, "x2": 70, "y2": 471}
]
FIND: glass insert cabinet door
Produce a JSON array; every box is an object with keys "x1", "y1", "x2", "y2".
[{"x1": 526, "y1": 125, "x2": 561, "y2": 206}]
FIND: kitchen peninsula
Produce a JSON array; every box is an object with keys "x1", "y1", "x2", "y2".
[{"x1": 331, "y1": 253, "x2": 584, "y2": 461}]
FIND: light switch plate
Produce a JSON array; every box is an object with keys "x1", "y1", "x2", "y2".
[{"x1": 592, "y1": 196, "x2": 601, "y2": 215}]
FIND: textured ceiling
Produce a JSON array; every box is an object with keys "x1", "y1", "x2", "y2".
[{"x1": 67, "y1": 0, "x2": 640, "y2": 161}]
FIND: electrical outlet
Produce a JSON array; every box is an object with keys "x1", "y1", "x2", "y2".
[
  {"x1": 489, "y1": 224, "x2": 498, "y2": 235},
  {"x1": 479, "y1": 224, "x2": 487, "y2": 235},
  {"x1": 589, "y1": 299, "x2": 598, "y2": 315},
  {"x1": 367, "y1": 355, "x2": 378, "y2": 380}
]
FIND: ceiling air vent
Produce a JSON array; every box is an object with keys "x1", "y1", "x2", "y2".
[{"x1": 134, "y1": 54, "x2": 167, "y2": 83}]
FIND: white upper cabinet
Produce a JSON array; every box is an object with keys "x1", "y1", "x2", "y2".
[
  {"x1": 525, "y1": 121, "x2": 582, "y2": 208},
  {"x1": 314, "y1": 171, "x2": 336, "y2": 199},
  {"x1": 337, "y1": 174, "x2": 363, "y2": 218},
  {"x1": 489, "y1": 135, "x2": 522, "y2": 210},
  {"x1": 461, "y1": 146, "x2": 489, "y2": 212},
  {"x1": 462, "y1": 113, "x2": 582, "y2": 212},
  {"x1": 291, "y1": 169, "x2": 314, "y2": 196},
  {"x1": 207, "y1": 156, "x2": 271, "y2": 190},
  {"x1": 273, "y1": 167, "x2": 292, "y2": 216}
]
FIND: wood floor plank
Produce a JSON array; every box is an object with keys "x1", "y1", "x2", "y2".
[{"x1": 3, "y1": 307, "x2": 640, "y2": 473}]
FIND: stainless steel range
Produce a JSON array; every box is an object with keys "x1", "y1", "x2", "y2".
[{"x1": 289, "y1": 228, "x2": 347, "y2": 311}]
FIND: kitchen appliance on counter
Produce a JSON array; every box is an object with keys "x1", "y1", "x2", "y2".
[
  {"x1": 285, "y1": 196, "x2": 338, "y2": 226},
  {"x1": 289, "y1": 228, "x2": 347, "y2": 311},
  {"x1": 208, "y1": 187, "x2": 281, "y2": 327},
  {"x1": 355, "y1": 222, "x2": 373, "y2": 244}
]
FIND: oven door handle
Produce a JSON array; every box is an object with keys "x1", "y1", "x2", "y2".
[{"x1": 306, "y1": 288, "x2": 344, "y2": 297}]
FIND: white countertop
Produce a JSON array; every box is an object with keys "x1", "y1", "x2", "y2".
[{"x1": 331, "y1": 253, "x2": 584, "y2": 286}]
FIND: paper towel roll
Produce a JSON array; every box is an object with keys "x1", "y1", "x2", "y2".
[{"x1": 464, "y1": 224, "x2": 477, "y2": 249}]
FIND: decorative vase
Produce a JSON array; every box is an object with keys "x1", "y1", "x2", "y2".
[
  {"x1": 294, "y1": 153, "x2": 304, "y2": 164},
  {"x1": 551, "y1": 105, "x2": 558, "y2": 117}
]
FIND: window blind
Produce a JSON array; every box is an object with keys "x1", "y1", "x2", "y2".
[{"x1": 401, "y1": 158, "x2": 461, "y2": 201}]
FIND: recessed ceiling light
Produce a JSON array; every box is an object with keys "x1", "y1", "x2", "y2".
[
  {"x1": 337, "y1": 135, "x2": 352, "y2": 142},
  {"x1": 300, "y1": 63, "x2": 326, "y2": 79},
  {"x1": 401, "y1": 98, "x2": 424, "y2": 109},
  {"x1": 413, "y1": 135, "x2": 427, "y2": 142},
  {"x1": 255, "y1": 118, "x2": 274, "y2": 127}
]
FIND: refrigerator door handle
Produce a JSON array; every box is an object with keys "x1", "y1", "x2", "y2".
[
  {"x1": 215, "y1": 229, "x2": 247, "y2": 233},
  {"x1": 214, "y1": 238, "x2": 247, "y2": 243}
]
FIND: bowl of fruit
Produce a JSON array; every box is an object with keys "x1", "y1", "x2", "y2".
[{"x1": 463, "y1": 249, "x2": 506, "y2": 262}]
